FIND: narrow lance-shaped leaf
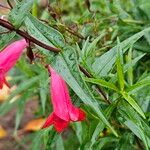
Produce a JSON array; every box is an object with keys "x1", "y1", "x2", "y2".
[
  {"x1": 124, "y1": 121, "x2": 149, "y2": 150},
  {"x1": 126, "y1": 45, "x2": 133, "y2": 85},
  {"x1": 119, "y1": 103, "x2": 149, "y2": 150},
  {"x1": 110, "y1": 53, "x2": 145, "y2": 83},
  {"x1": 26, "y1": 14, "x2": 65, "y2": 48},
  {"x1": 116, "y1": 38, "x2": 124, "y2": 91},
  {"x1": 122, "y1": 92, "x2": 146, "y2": 119},
  {"x1": 124, "y1": 53, "x2": 145, "y2": 73},
  {"x1": 7, "y1": 76, "x2": 39, "y2": 101},
  {"x1": 56, "y1": 136, "x2": 65, "y2": 150},
  {"x1": 15, "y1": 92, "x2": 31, "y2": 133},
  {"x1": 32, "y1": 0, "x2": 38, "y2": 17},
  {"x1": 25, "y1": 17, "x2": 55, "y2": 58},
  {"x1": 84, "y1": 77, "x2": 119, "y2": 92},
  {"x1": 83, "y1": 31, "x2": 106, "y2": 59},
  {"x1": 96, "y1": 137, "x2": 118, "y2": 150},
  {"x1": 8, "y1": 0, "x2": 34, "y2": 28},
  {"x1": 24, "y1": 14, "x2": 64, "y2": 59},
  {"x1": 90, "y1": 101, "x2": 118, "y2": 148},
  {"x1": 0, "y1": 27, "x2": 16, "y2": 50},
  {"x1": 127, "y1": 76, "x2": 150, "y2": 93},
  {"x1": 39, "y1": 72, "x2": 49, "y2": 114}
]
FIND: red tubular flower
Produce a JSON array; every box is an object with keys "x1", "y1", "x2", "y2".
[
  {"x1": 0, "y1": 39, "x2": 28, "y2": 89},
  {"x1": 42, "y1": 65, "x2": 86, "y2": 132}
]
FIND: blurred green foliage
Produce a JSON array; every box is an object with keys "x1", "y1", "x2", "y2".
[{"x1": 0, "y1": 0, "x2": 150, "y2": 149}]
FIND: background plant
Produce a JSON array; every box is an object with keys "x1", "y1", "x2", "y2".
[{"x1": 0, "y1": 0, "x2": 150, "y2": 149}]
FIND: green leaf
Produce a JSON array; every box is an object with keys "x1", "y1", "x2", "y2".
[
  {"x1": 17, "y1": 57, "x2": 36, "y2": 76},
  {"x1": 126, "y1": 46, "x2": 133, "y2": 85},
  {"x1": 0, "y1": 98, "x2": 18, "y2": 116},
  {"x1": 127, "y1": 76, "x2": 150, "y2": 93},
  {"x1": 56, "y1": 136, "x2": 65, "y2": 150},
  {"x1": 124, "y1": 121, "x2": 149, "y2": 150},
  {"x1": 45, "y1": 130, "x2": 59, "y2": 149},
  {"x1": 119, "y1": 103, "x2": 150, "y2": 150},
  {"x1": 8, "y1": 76, "x2": 39, "y2": 100},
  {"x1": 30, "y1": 129, "x2": 51, "y2": 150},
  {"x1": 92, "y1": 27, "x2": 150, "y2": 76},
  {"x1": 121, "y1": 100, "x2": 142, "y2": 124},
  {"x1": 84, "y1": 77, "x2": 119, "y2": 92},
  {"x1": 26, "y1": 14, "x2": 65, "y2": 48},
  {"x1": 116, "y1": 38, "x2": 124, "y2": 91},
  {"x1": 90, "y1": 101, "x2": 118, "y2": 148},
  {"x1": 74, "y1": 122, "x2": 82, "y2": 144},
  {"x1": 139, "y1": 1, "x2": 150, "y2": 19},
  {"x1": 124, "y1": 53, "x2": 145, "y2": 73},
  {"x1": 24, "y1": 14, "x2": 64, "y2": 60},
  {"x1": 134, "y1": 41, "x2": 150, "y2": 53},
  {"x1": 0, "y1": 27, "x2": 16, "y2": 50},
  {"x1": 117, "y1": 132, "x2": 134, "y2": 150},
  {"x1": 39, "y1": 72, "x2": 49, "y2": 114},
  {"x1": 82, "y1": 31, "x2": 106, "y2": 61},
  {"x1": 122, "y1": 92, "x2": 146, "y2": 119},
  {"x1": 110, "y1": 53, "x2": 145, "y2": 83},
  {"x1": 32, "y1": 0, "x2": 38, "y2": 17},
  {"x1": 25, "y1": 17, "x2": 54, "y2": 57},
  {"x1": 81, "y1": 37, "x2": 90, "y2": 57},
  {"x1": 0, "y1": 76, "x2": 39, "y2": 116},
  {"x1": 95, "y1": 137, "x2": 118, "y2": 150},
  {"x1": 52, "y1": 47, "x2": 118, "y2": 136},
  {"x1": 15, "y1": 92, "x2": 31, "y2": 133},
  {"x1": 8, "y1": 0, "x2": 33, "y2": 28}
]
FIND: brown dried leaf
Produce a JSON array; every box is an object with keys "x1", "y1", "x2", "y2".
[
  {"x1": 0, "y1": 125, "x2": 7, "y2": 139},
  {"x1": 24, "y1": 118, "x2": 45, "y2": 132}
]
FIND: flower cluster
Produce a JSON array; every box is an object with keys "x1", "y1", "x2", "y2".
[{"x1": 0, "y1": 39, "x2": 86, "y2": 132}]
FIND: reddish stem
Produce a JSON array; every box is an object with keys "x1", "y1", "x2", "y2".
[{"x1": 0, "y1": 18, "x2": 60, "y2": 53}]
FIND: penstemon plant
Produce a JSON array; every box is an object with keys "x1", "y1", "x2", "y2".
[{"x1": 0, "y1": 0, "x2": 150, "y2": 150}]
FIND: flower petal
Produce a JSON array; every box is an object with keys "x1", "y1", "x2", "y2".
[
  {"x1": 53, "y1": 113, "x2": 69, "y2": 132},
  {"x1": 0, "y1": 39, "x2": 28, "y2": 73},
  {"x1": 0, "y1": 69, "x2": 10, "y2": 89},
  {"x1": 77, "y1": 109, "x2": 86, "y2": 121},
  {"x1": 42, "y1": 113, "x2": 54, "y2": 129},
  {"x1": 61, "y1": 77, "x2": 80, "y2": 121},
  {"x1": 48, "y1": 66, "x2": 69, "y2": 121}
]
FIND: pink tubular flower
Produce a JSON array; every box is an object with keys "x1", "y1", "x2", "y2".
[
  {"x1": 42, "y1": 65, "x2": 86, "y2": 132},
  {"x1": 0, "y1": 39, "x2": 28, "y2": 89}
]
